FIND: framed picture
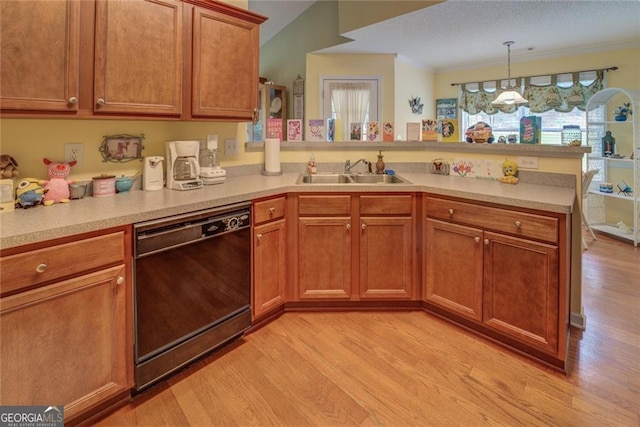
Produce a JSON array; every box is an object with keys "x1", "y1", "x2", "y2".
[
  {"x1": 436, "y1": 98, "x2": 458, "y2": 119},
  {"x1": 100, "y1": 134, "x2": 144, "y2": 163}
]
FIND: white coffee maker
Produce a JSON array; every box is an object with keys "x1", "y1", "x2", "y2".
[{"x1": 166, "y1": 140, "x2": 203, "y2": 190}]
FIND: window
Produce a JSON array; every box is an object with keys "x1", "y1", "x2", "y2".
[
  {"x1": 321, "y1": 76, "x2": 380, "y2": 141},
  {"x1": 460, "y1": 70, "x2": 604, "y2": 144}
]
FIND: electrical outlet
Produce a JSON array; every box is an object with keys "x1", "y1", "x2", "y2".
[
  {"x1": 65, "y1": 143, "x2": 84, "y2": 165},
  {"x1": 224, "y1": 138, "x2": 238, "y2": 155}
]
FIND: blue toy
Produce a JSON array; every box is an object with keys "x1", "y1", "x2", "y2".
[{"x1": 15, "y1": 177, "x2": 46, "y2": 208}]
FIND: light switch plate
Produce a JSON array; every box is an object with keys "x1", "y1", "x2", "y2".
[
  {"x1": 224, "y1": 138, "x2": 238, "y2": 155},
  {"x1": 516, "y1": 156, "x2": 539, "y2": 169}
]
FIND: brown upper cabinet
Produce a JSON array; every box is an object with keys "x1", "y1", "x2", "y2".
[{"x1": 0, "y1": 0, "x2": 266, "y2": 120}]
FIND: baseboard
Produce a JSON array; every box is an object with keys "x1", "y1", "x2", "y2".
[{"x1": 570, "y1": 311, "x2": 587, "y2": 330}]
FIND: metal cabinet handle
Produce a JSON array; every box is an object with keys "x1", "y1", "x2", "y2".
[
  {"x1": 257, "y1": 234, "x2": 263, "y2": 240},
  {"x1": 361, "y1": 223, "x2": 366, "y2": 230},
  {"x1": 68, "y1": 96, "x2": 78, "y2": 104},
  {"x1": 269, "y1": 207, "x2": 276, "y2": 214},
  {"x1": 116, "y1": 276, "x2": 125, "y2": 285},
  {"x1": 96, "y1": 98, "x2": 105, "y2": 106},
  {"x1": 515, "y1": 220, "x2": 522, "y2": 228},
  {"x1": 484, "y1": 239, "x2": 490, "y2": 246},
  {"x1": 448, "y1": 208, "x2": 454, "y2": 216},
  {"x1": 345, "y1": 224, "x2": 351, "y2": 230},
  {"x1": 474, "y1": 236, "x2": 480, "y2": 243},
  {"x1": 35, "y1": 263, "x2": 47, "y2": 273}
]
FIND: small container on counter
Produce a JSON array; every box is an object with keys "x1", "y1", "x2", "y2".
[
  {"x1": 92, "y1": 175, "x2": 116, "y2": 197},
  {"x1": 69, "y1": 182, "x2": 88, "y2": 199},
  {"x1": 115, "y1": 175, "x2": 133, "y2": 193}
]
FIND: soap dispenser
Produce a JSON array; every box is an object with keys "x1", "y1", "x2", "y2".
[{"x1": 376, "y1": 150, "x2": 385, "y2": 174}]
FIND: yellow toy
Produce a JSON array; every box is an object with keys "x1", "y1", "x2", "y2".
[{"x1": 499, "y1": 159, "x2": 519, "y2": 184}]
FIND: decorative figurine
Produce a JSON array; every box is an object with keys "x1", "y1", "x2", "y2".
[
  {"x1": 499, "y1": 159, "x2": 519, "y2": 184},
  {"x1": 376, "y1": 150, "x2": 385, "y2": 174},
  {"x1": 41, "y1": 158, "x2": 76, "y2": 206},
  {"x1": 15, "y1": 177, "x2": 46, "y2": 208},
  {"x1": 0, "y1": 154, "x2": 19, "y2": 178},
  {"x1": 601, "y1": 131, "x2": 616, "y2": 157}
]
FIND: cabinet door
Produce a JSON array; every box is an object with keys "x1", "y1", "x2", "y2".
[
  {"x1": 360, "y1": 217, "x2": 413, "y2": 299},
  {"x1": 0, "y1": 0, "x2": 80, "y2": 112},
  {"x1": 0, "y1": 266, "x2": 132, "y2": 422},
  {"x1": 253, "y1": 219, "x2": 286, "y2": 319},
  {"x1": 483, "y1": 232, "x2": 559, "y2": 355},
  {"x1": 94, "y1": 0, "x2": 183, "y2": 116},
  {"x1": 191, "y1": 5, "x2": 259, "y2": 119},
  {"x1": 298, "y1": 217, "x2": 352, "y2": 299},
  {"x1": 424, "y1": 219, "x2": 483, "y2": 322}
]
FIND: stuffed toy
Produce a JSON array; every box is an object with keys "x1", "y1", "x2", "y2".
[
  {"x1": 15, "y1": 177, "x2": 46, "y2": 208},
  {"x1": 0, "y1": 155, "x2": 19, "y2": 178},
  {"x1": 499, "y1": 159, "x2": 519, "y2": 184},
  {"x1": 41, "y1": 158, "x2": 76, "y2": 206}
]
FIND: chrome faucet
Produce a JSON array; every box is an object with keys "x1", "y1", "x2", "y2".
[{"x1": 344, "y1": 158, "x2": 372, "y2": 174}]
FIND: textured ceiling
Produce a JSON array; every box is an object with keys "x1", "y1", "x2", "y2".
[{"x1": 250, "y1": 0, "x2": 640, "y2": 72}]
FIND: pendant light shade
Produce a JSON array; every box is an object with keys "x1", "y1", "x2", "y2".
[{"x1": 491, "y1": 41, "x2": 528, "y2": 106}]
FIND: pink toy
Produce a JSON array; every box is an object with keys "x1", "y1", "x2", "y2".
[{"x1": 41, "y1": 158, "x2": 76, "y2": 206}]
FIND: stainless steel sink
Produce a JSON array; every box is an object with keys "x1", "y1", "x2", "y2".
[
  {"x1": 350, "y1": 174, "x2": 409, "y2": 184},
  {"x1": 295, "y1": 173, "x2": 410, "y2": 185}
]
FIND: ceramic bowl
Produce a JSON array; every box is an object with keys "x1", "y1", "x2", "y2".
[{"x1": 115, "y1": 176, "x2": 133, "y2": 193}]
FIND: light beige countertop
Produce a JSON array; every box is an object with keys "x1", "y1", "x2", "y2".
[{"x1": 0, "y1": 172, "x2": 577, "y2": 250}]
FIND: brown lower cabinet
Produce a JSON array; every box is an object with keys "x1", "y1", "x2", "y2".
[
  {"x1": 0, "y1": 227, "x2": 133, "y2": 425},
  {"x1": 423, "y1": 195, "x2": 569, "y2": 368}
]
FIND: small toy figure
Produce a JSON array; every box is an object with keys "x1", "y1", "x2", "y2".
[
  {"x1": 41, "y1": 158, "x2": 76, "y2": 206},
  {"x1": 499, "y1": 159, "x2": 519, "y2": 184},
  {"x1": 15, "y1": 177, "x2": 46, "y2": 208},
  {"x1": 0, "y1": 154, "x2": 19, "y2": 178}
]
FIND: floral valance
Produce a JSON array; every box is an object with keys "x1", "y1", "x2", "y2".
[{"x1": 459, "y1": 70, "x2": 605, "y2": 115}]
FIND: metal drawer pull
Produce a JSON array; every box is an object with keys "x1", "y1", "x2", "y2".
[
  {"x1": 474, "y1": 236, "x2": 480, "y2": 243},
  {"x1": 269, "y1": 207, "x2": 276, "y2": 214},
  {"x1": 484, "y1": 239, "x2": 490, "y2": 246},
  {"x1": 257, "y1": 234, "x2": 263, "y2": 240},
  {"x1": 96, "y1": 98, "x2": 105, "y2": 106},
  {"x1": 68, "y1": 96, "x2": 78, "y2": 104},
  {"x1": 361, "y1": 223, "x2": 366, "y2": 230},
  {"x1": 448, "y1": 209, "x2": 454, "y2": 216},
  {"x1": 35, "y1": 263, "x2": 47, "y2": 273},
  {"x1": 117, "y1": 276, "x2": 125, "y2": 285},
  {"x1": 515, "y1": 220, "x2": 522, "y2": 228},
  {"x1": 345, "y1": 224, "x2": 351, "y2": 230}
]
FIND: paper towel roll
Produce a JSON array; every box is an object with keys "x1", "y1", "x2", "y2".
[{"x1": 265, "y1": 138, "x2": 281, "y2": 173}]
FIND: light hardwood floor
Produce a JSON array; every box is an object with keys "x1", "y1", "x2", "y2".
[{"x1": 95, "y1": 233, "x2": 639, "y2": 426}]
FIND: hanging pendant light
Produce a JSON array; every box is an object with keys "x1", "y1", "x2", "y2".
[{"x1": 491, "y1": 41, "x2": 528, "y2": 105}]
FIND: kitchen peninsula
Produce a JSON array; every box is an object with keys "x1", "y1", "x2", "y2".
[{"x1": 0, "y1": 142, "x2": 587, "y2": 425}]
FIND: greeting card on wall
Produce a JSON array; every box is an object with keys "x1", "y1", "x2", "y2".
[
  {"x1": 438, "y1": 118, "x2": 459, "y2": 142},
  {"x1": 367, "y1": 121, "x2": 381, "y2": 141},
  {"x1": 307, "y1": 119, "x2": 325, "y2": 141},
  {"x1": 350, "y1": 123, "x2": 362, "y2": 141},
  {"x1": 266, "y1": 118, "x2": 283, "y2": 140},
  {"x1": 406, "y1": 122, "x2": 422, "y2": 141},
  {"x1": 422, "y1": 119, "x2": 438, "y2": 141},
  {"x1": 382, "y1": 122, "x2": 394, "y2": 142},
  {"x1": 287, "y1": 119, "x2": 303, "y2": 141},
  {"x1": 436, "y1": 98, "x2": 458, "y2": 119}
]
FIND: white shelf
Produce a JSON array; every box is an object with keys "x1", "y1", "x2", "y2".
[
  {"x1": 585, "y1": 87, "x2": 639, "y2": 246},
  {"x1": 590, "y1": 223, "x2": 638, "y2": 243}
]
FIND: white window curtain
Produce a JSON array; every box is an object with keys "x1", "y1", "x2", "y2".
[{"x1": 330, "y1": 82, "x2": 370, "y2": 141}]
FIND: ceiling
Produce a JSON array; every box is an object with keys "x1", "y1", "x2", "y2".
[{"x1": 248, "y1": 0, "x2": 640, "y2": 72}]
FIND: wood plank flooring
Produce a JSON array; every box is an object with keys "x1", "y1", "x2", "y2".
[{"x1": 95, "y1": 233, "x2": 639, "y2": 426}]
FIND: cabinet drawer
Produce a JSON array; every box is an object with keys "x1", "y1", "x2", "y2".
[
  {"x1": 298, "y1": 195, "x2": 351, "y2": 216},
  {"x1": 426, "y1": 197, "x2": 558, "y2": 243},
  {"x1": 254, "y1": 196, "x2": 286, "y2": 225},
  {"x1": 0, "y1": 232, "x2": 125, "y2": 295},
  {"x1": 360, "y1": 195, "x2": 413, "y2": 215}
]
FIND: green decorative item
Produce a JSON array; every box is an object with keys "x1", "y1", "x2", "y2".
[{"x1": 602, "y1": 131, "x2": 616, "y2": 157}]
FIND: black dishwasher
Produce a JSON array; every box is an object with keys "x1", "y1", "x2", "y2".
[{"x1": 133, "y1": 202, "x2": 251, "y2": 390}]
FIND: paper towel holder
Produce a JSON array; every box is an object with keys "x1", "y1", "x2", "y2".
[{"x1": 261, "y1": 169, "x2": 283, "y2": 176}]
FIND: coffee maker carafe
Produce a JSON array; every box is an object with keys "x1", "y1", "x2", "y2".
[{"x1": 166, "y1": 140, "x2": 203, "y2": 190}]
